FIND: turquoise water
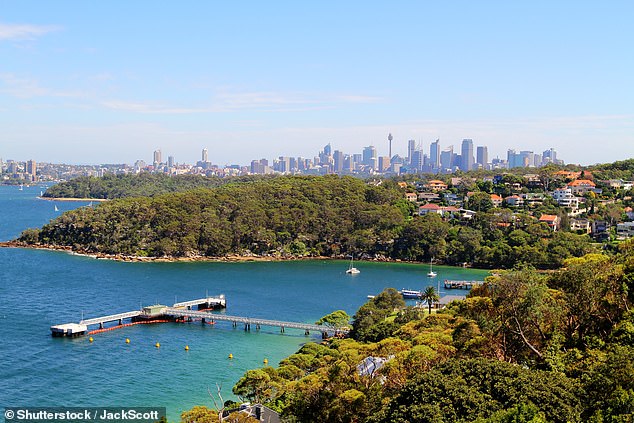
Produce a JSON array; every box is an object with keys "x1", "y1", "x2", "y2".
[{"x1": 0, "y1": 185, "x2": 489, "y2": 421}]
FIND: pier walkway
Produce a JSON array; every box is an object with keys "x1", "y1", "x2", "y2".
[
  {"x1": 163, "y1": 307, "x2": 346, "y2": 336},
  {"x1": 81, "y1": 310, "x2": 141, "y2": 327},
  {"x1": 51, "y1": 295, "x2": 345, "y2": 338}
]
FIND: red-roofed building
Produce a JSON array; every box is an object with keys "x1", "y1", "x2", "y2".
[
  {"x1": 425, "y1": 180, "x2": 448, "y2": 192},
  {"x1": 567, "y1": 179, "x2": 596, "y2": 195},
  {"x1": 419, "y1": 203, "x2": 442, "y2": 216},
  {"x1": 539, "y1": 214, "x2": 560, "y2": 231},
  {"x1": 490, "y1": 194, "x2": 503, "y2": 208}
]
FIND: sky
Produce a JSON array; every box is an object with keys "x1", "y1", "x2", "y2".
[{"x1": 1, "y1": 1, "x2": 633, "y2": 166}]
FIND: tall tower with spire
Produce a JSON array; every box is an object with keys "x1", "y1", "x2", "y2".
[{"x1": 388, "y1": 133, "x2": 393, "y2": 160}]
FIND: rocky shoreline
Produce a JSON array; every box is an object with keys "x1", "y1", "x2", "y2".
[
  {"x1": 38, "y1": 197, "x2": 109, "y2": 202},
  {"x1": 0, "y1": 240, "x2": 403, "y2": 264}
]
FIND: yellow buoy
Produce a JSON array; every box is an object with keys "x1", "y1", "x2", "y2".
[
  {"x1": 125, "y1": 338, "x2": 130, "y2": 344},
  {"x1": 155, "y1": 342, "x2": 160, "y2": 348},
  {"x1": 263, "y1": 358, "x2": 268, "y2": 365},
  {"x1": 89, "y1": 337, "x2": 94, "y2": 343},
  {"x1": 228, "y1": 353, "x2": 233, "y2": 359},
  {"x1": 184, "y1": 345, "x2": 189, "y2": 351}
]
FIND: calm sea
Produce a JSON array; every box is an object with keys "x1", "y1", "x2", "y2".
[{"x1": 0, "y1": 185, "x2": 488, "y2": 422}]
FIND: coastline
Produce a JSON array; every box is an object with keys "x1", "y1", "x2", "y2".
[
  {"x1": 38, "y1": 197, "x2": 109, "y2": 202},
  {"x1": 0, "y1": 240, "x2": 477, "y2": 268}
]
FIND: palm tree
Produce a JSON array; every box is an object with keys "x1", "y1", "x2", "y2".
[{"x1": 421, "y1": 286, "x2": 440, "y2": 315}]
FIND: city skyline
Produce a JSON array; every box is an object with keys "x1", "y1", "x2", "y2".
[{"x1": 1, "y1": 2, "x2": 633, "y2": 165}]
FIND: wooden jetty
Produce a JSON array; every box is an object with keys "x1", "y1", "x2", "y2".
[
  {"x1": 443, "y1": 280, "x2": 482, "y2": 290},
  {"x1": 51, "y1": 295, "x2": 226, "y2": 337},
  {"x1": 51, "y1": 295, "x2": 345, "y2": 338}
]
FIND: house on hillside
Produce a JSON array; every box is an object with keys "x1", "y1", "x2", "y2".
[
  {"x1": 567, "y1": 179, "x2": 596, "y2": 195},
  {"x1": 419, "y1": 203, "x2": 442, "y2": 216},
  {"x1": 425, "y1": 180, "x2": 448, "y2": 192},
  {"x1": 504, "y1": 195, "x2": 524, "y2": 207},
  {"x1": 552, "y1": 188, "x2": 580, "y2": 209},
  {"x1": 570, "y1": 218, "x2": 591, "y2": 233},
  {"x1": 539, "y1": 214, "x2": 560, "y2": 231},
  {"x1": 404, "y1": 192, "x2": 418, "y2": 202},
  {"x1": 617, "y1": 222, "x2": 634, "y2": 239},
  {"x1": 490, "y1": 194, "x2": 503, "y2": 208}
]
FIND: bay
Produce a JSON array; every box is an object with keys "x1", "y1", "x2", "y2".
[{"x1": 0, "y1": 185, "x2": 488, "y2": 421}]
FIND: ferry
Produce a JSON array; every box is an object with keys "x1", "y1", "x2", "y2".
[{"x1": 400, "y1": 289, "x2": 422, "y2": 299}]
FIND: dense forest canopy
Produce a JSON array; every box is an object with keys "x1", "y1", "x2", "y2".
[
  {"x1": 42, "y1": 173, "x2": 271, "y2": 199},
  {"x1": 19, "y1": 175, "x2": 593, "y2": 269},
  {"x1": 216, "y1": 247, "x2": 634, "y2": 423}
]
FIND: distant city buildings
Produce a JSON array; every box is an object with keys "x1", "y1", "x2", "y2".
[{"x1": 1, "y1": 132, "x2": 568, "y2": 182}]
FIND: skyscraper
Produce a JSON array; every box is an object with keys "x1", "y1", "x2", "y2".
[
  {"x1": 430, "y1": 139, "x2": 440, "y2": 170},
  {"x1": 168, "y1": 156, "x2": 175, "y2": 167},
  {"x1": 333, "y1": 150, "x2": 344, "y2": 173},
  {"x1": 26, "y1": 160, "x2": 36, "y2": 181},
  {"x1": 543, "y1": 148, "x2": 557, "y2": 164},
  {"x1": 153, "y1": 149, "x2": 162, "y2": 166},
  {"x1": 323, "y1": 143, "x2": 332, "y2": 156},
  {"x1": 202, "y1": 148, "x2": 208, "y2": 162},
  {"x1": 476, "y1": 146, "x2": 488, "y2": 168},
  {"x1": 411, "y1": 150, "x2": 424, "y2": 172},
  {"x1": 407, "y1": 140, "x2": 416, "y2": 165},
  {"x1": 440, "y1": 147, "x2": 454, "y2": 172},
  {"x1": 363, "y1": 146, "x2": 377, "y2": 168},
  {"x1": 460, "y1": 139, "x2": 474, "y2": 171}
]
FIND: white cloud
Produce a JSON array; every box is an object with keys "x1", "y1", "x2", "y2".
[
  {"x1": 101, "y1": 90, "x2": 383, "y2": 115},
  {"x1": 0, "y1": 23, "x2": 60, "y2": 41},
  {"x1": 0, "y1": 73, "x2": 80, "y2": 99}
]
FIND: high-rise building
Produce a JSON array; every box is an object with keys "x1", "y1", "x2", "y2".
[
  {"x1": 476, "y1": 146, "x2": 488, "y2": 168},
  {"x1": 362, "y1": 146, "x2": 377, "y2": 168},
  {"x1": 411, "y1": 150, "x2": 424, "y2": 172},
  {"x1": 26, "y1": 160, "x2": 36, "y2": 181},
  {"x1": 543, "y1": 148, "x2": 557, "y2": 164},
  {"x1": 153, "y1": 149, "x2": 162, "y2": 166},
  {"x1": 378, "y1": 156, "x2": 390, "y2": 172},
  {"x1": 460, "y1": 139, "x2": 474, "y2": 171},
  {"x1": 388, "y1": 133, "x2": 393, "y2": 159},
  {"x1": 430, "y1": 139, "x2": 440, "y2": 170},
  {"x1": 440, "y1": 147, "x2": 454, "y2": 172},
  {"x1": 519, "y1": 151, "x2": 534, "y2": 168},
  {"x1": 202, "y1": 148, "x2": 208, "y2": 163},
  {"x1": 323, "y1": 143, "x2": 332, "y2": 157},
  {"x1": 407, "y1": 140, "x2": 416, "y2": 165},
  {"x1": 168, "y1": 156, "x2": 175, "y2": 167},
  {"x1": 333, "y1": 150, "x2": 344, "y2": 173}
]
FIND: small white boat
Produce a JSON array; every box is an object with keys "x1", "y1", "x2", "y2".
[
  {"x1": 54, "y1": 205, "x2": 59, "y2": 212},
  {"x1": 427, "y1": 258, "x2": 437, "y2": 277},
  {"x1": 346, "y1": 256, "x2": 360, "y2": 274},
  {"x1": 19, "y1": 185, "x2": 23, "y2": 191}
]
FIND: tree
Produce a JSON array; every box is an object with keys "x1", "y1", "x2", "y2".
[
  {"x1": 421, "y1": 286, "x2": 440, "y2": 315},
  {"x1": 316, "y1": 310, "x2": 350, "y2": 330}
]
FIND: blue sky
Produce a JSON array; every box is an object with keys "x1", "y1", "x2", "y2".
[{"x1": 1, "y1": 1, "x2": 633, "y2": 166}]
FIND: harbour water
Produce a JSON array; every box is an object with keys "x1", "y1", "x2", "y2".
[{"x1": 0, "y1": 185, "x2": 489, "y2": 421}]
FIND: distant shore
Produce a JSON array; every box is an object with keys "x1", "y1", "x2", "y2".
[
  {"x1": 0, "y1": 240, "x2": 436, "y2": 266},
  {"x1": 0, "y1": 240, "x2": 337, "y2": 263},
  {"x1": 38, "y1": 197, "x2": 109, "y2": 202}
]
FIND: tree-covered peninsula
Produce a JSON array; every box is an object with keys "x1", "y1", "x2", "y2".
[{"x1": 17, "y1": 175, "x2": 593, "y2": 268}]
